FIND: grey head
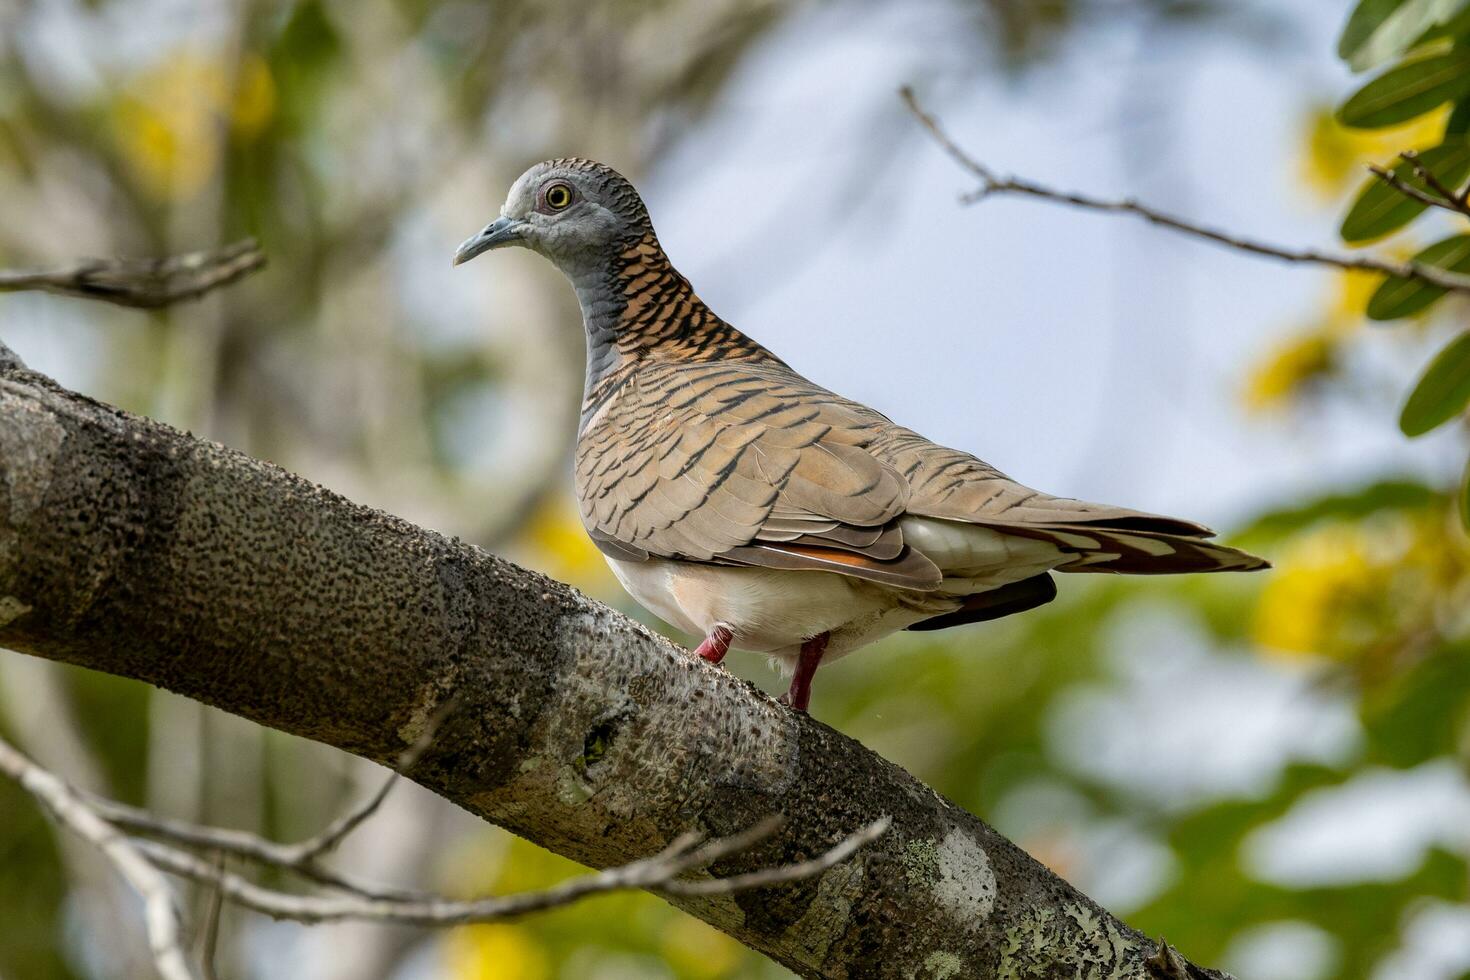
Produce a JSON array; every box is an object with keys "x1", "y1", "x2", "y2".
[{"x1": 453, "y1": 158, "x2": 653, "y2": 280}]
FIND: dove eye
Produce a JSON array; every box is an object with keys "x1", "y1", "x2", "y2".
[{"x1": 543, "y1": 182, "x2": 573, "y2": 211}]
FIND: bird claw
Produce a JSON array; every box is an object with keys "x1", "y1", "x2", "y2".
[{"x1": 776, "y1": 690, "x2": 806, "y2": 712}]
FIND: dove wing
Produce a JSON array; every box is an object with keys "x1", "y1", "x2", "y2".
[
  {"x1": 578, "y1": 355, "x2": 1265, "y2": 589},
  {"x1": 576, "y1": 359, "x2": 942, "y2": 589},
  {"x1": 861, "y1": 422, "x2": 1267, "y2": 575}
]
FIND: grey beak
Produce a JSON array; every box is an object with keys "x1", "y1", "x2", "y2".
[{"x1": 453, "y1": 217, "x2": 522, "y2": 266}]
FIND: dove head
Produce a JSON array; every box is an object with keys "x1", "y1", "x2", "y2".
[{"x1": 453, "y1": 158, "x2": 653, "y2": 279}]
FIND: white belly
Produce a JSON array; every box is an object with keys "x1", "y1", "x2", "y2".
[
  {"x1": 604, "y1": 515, "x2": 1069, "y2": 669},
  {"x1": 605, "y1": 556, "x2": 956, "y2": 670}
]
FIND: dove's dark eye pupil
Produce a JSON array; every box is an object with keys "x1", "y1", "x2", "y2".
[{"x1": 545, "y1": 184, "x2": 572, "y2": 210}]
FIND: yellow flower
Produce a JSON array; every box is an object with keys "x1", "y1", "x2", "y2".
[
  {"x1": 229, "y1": 55, "x2": 277, "y2": 141},
  {"x1": 1300, "y1": 104, "x2": 1451, "y2": 200},
  {"x1": 519, "y1": 498, "x2": 617, "y2": 595},
  {"x1": 1252, "y1": 509, "x2": 1470, "y2": 662},
  {"x1": 112, "y1": 50, "x2": 275, "y2": 201},
  {"x1": 445, "y1": 924, "x2": 551, "y2": 980},
  {"x1": 1252, "y1": 523, "x2": 1382, "y2": 656},
  {"x1": 1331, "y1": 267, "x2": 1382, "y2": 324},
  {"x1": 659, "y1": 917, "x2": 742, "y2": 979},
  {"x1": 1242, "y1": 326, "x2": 1335, "y2": 412},
  {"x1": 1241, "y1": 266, "x2": 1399, "y2": 413}
]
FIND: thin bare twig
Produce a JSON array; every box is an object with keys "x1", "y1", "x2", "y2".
[
  {"x1": 0, "y1": 736, "x2": 196, "y2": 980},
  {"x1": 199, "y1": 852, "x2": 225, "y2": 980},
  {"x1": 1369, "y1": 163, "x2": 1457, "y2": 212},
  {"x1": 134, "y1": 816, "x2": 891, "y2": 926},
  {"x1": 1400, "y1": 150, "x2": 1470, "y2": 217},
  {"x1": 82, "y1": 794, "x2": 427, "y2": 902},
  {"x1": 290, "y1": 696, "x2": 459, "y2": 863},
  {"x1": 0, "y1": 240, "x2": 266, "y2": 309},
  {"x1": 663, "y1": 816, "x2": 890, "y2": 896},
  {"x1": 83, "y1": 698, "x2": 460, "y2": 903},
  {"x1": 899, "y1": 86, "x2": 1470, "y2": 295},
  {"x1": 5, "y1": 723, "x2": 888, "y2": 959}
]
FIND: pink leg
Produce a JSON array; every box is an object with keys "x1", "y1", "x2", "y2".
[
  {"x1": 778, "y1": 633, "x2": 829, "y2": 712},
  {"x1": 694, "y1": 624, "x2": 733, "y2": 665}
]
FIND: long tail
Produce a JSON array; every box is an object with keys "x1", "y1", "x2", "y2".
[
  {"x1": 984, "y1": 520, "x2": 1270, "y2": 575},
  {"x1": 901, "y1": 518, "x2": 1264, "y2": 633}
]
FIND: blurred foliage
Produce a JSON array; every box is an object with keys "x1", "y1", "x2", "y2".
[
  {"x1": 3, "y1": 1, "x2": 1470, "y2": 979},
  {"x1": 1330, "y1": 0, "x2": 1470, "y2": 526}
]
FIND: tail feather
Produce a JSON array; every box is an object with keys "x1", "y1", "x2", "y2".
[
  {"x1": 907, "y1": 573, "x2": 1057, "y2": 631},
  {"x1": 980, "y1": 522, "x2": 1269, "y2": 575}
]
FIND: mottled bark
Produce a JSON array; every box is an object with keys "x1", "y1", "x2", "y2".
[{"x1": 0, "y1": 344, "x2": 1226, "y2": 980}]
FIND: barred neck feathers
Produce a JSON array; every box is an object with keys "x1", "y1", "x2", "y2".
[{"x1": 575, "y1": 232, "x2": 776, "y2": 413}]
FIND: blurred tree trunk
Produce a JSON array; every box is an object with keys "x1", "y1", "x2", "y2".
[{"x1": 0, "y1": 345, "x2": 1226, "y2": 980}]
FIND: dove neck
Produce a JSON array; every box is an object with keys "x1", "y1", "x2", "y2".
[{"x1": 571, "y1": 233, "x2": 775, "y2": 406}]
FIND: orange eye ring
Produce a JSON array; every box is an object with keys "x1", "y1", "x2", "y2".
[{"x1": 544, "y1": 182, "x2": 573, "y2": 211}]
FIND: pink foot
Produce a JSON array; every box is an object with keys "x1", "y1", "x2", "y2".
[
  {"x1": 694, "y1": 625, "x2": 733, "y2": 665},
  {"x1": 778, "y1": 633, "x2": 829, "y2": 712}
]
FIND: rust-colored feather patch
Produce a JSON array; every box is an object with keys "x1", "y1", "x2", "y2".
[{"x1": 723, "y1": 542, "x2": 943, "y2": 590}]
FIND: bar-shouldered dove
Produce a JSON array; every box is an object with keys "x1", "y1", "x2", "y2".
[{"x1": 455, "y1": 158, "x2": 1268, "y2": 712}]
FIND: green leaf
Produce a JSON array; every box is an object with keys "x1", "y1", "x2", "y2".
[
  {"x1": 270, "y1": 0, "x2": 342, "y2": 131},
  {"x1": 1341, "y1": 0, "x2": 1412, "y2": 64},
  {"x1": 1341, "y1": 141, "x2": 1470, "y2": 242},
  {"x1": 1448, "y1": 96, "x2": 1470, "y2": 133},
  {"x1": 1341, "y1": 0, "x2": 1468, "y2": 72},
  {"x1": 1368, "y1": 234, "x2": 1470, "y2": 318},
  {"x1": 1413, "y1": 4, "x2": 1470, "y2": 46},
  {"x1": 1339, "y1": 49, "x2": 1470, "y2": 128},
  {"x1": 1461, "y1": 454, "x2": 1470, "y2": 528},
  {"x1": 1362, "y1": 639, "x2": 1470, "y2": 765},
  {"x1": 1400, "y1": 331, "x2": 1470, "y2": 435},
  {"x1": 1238, "y1": 479, "x2": 1435, "y2": 538}
]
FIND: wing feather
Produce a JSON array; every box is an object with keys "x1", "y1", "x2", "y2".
[
  {"x1": 576, "y1": 356, "x2": 1265, "y2": 587},
  {"x1": 576, "y1": 361, "x2": 935, "y2": 587}
]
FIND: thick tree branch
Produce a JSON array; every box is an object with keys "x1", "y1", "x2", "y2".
[
  {"x1": 900, "y1": 87, "x2": 1470, "y2": 295},
  {"x1": 0, "y1": 241, "x2": 266, "y2": 309},
  {"x1": 0, "y1": 342, "x2": 1227, "y2": 979}
]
